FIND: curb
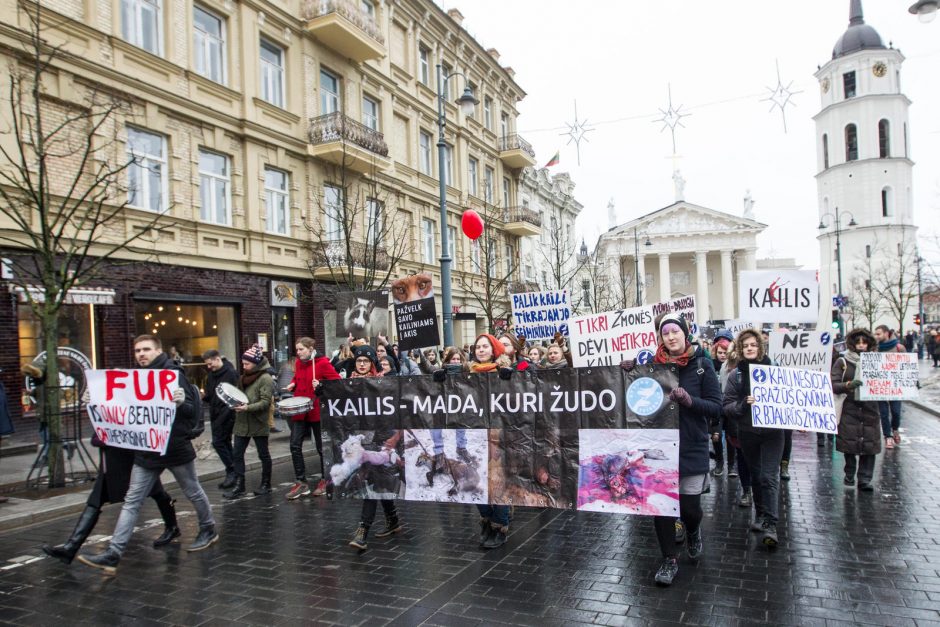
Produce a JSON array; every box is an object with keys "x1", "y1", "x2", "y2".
[{"x1": 910, "y1": 400, "x2": 940, "y2": 419}]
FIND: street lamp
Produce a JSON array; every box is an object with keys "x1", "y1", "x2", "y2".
[
  {"x1": 909, "y1": 0, "x2": 939, "y2": 23},
  {"x1": 437, "y1": 64, "x2": 478, "y2": 348},
  {"x1": 818, "y1": 208, "x2": 857, "y2": 336},
  {"x1": 633, "y1": 227, "x2": 652, "y2": 306}
]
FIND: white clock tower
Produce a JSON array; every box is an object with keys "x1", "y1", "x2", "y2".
[{"x1": 814, "y1": 0, "x2": 917, "y2": 332}]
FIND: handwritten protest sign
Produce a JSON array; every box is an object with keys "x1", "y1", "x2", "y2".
[
  {"x1": 749, "y1": 364, "x2": 837, "y2": 434},
  {"x1": 768, "y1": 330, "x2": 834, "y2": 373},
  {"x1": 569, "y1": 306, "x2": 657, "y2": 367},
  {"x1": 651, "y1": 295, "x2": 697, "y2": 334},
  {"x1": 510, "y1": 289, "x2": 571, "y2": 340},
  {"x1": 85, "y1": 369, "x2": 179, "y2": 454},
  {"x1": 857, "y1": 352, "x2": 919, "y2": 401},
  {"x1": 738, "y1": 270, "x2": 818, "y2": 323}
]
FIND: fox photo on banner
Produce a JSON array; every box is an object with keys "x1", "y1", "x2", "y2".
[
  {"x1": 510, "y1": 289, "x2": 571, "y2": 340},
  {"x1": 391, "y1": 272, "x2": 439, "y2": 351},
  {"x1": 335, "y1": 290, "x2": 389, "y2": 339},
  {"x1": 738, "y1": 270, "x2": 818, "y2": 324}
]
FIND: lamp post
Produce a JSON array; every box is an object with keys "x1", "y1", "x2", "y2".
[
  {"x1": 818, "y1": 208, "x2": 857, "y2": 336},
  {"x1": 436, "y1": 63, "x2": 478, "y2": 348},
  {"x1": 909, "y1": 0, "x2": 939, "y2": 23},
  {"x1": 917, "y1": 252, "x2": 926, "y2": 357},
  {"x1": 632, "y1": 227, "x2": 652, "y2": 306}
]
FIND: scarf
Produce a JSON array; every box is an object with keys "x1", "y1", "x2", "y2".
[
  {"x1": 653, "y1": 342, "x2": 695, "y2": 367},
  {"x1": 844, "y1": 349, "x2": 860, "y2": 366},
  {"x1": 351, "y1": 367, "x2": 381, "y2": 378},
  {"x1": 878, "y1": 338, "x2": 899, "y2": 352},
  {"x1": 241, "y1": 369, "x2": 263, "y2": 388},
  {"x1": 542, "y1": 360, "x2": 568, "y2": 370},
  {"x1": 469, "y1": 361, "x2": 497, "y2": 373},
  {"x1": 736, "y1": 355, "x2": 772, "y2": 397}
]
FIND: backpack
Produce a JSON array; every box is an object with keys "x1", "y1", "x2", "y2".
[{"x1": 174, "y1": 370, "x2": 204, "y2": 440}]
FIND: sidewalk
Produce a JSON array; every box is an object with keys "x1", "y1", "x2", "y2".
[{"x1": 913, "y1": 357, "x2": 940, "y2": 416}]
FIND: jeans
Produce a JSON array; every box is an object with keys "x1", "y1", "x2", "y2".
[
  {"x1": 233, "y1": 435, "x2": 271, "y2": 480},
  {"x1": 878, "y1": 401, "x2": 902, "y2": 438},
  {"x1": 289, "y1": 421, "x2": 325, "y2": 481},
  {"x1": 654, "y1": 494, "x2": 703, "y2": 557},
  {"x1": 477, "y1": 504, "x2": 510, "y2": 527},
  {"x1": 110, "y1": 462, "x2": 214, "y2": 556},
  {"x1": 738, "y1": 429, "x2": 785, "y2": 524},
  {"x1": 360, "y1": 498, "x2": 397, "y2": 526},
  {"x1": 210, "y1": 415, "x2": 234, "y2": 475},
  {"x1": 844, "y1": 453, "x2": 876, "y2": 484},
  {"x1": 431, "y1": 429, "x2": 466, "y2": 455}
]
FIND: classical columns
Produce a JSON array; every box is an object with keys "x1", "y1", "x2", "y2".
[
  {"x1": 658, "y1": 253, "x2": 671, "y2": 301},
  {"x1": 636, "y1": 253, "x2": 646, "y2": 305},
  {"x1": 720, "y1": 250, "x2": 735, "y2": 319},
  {"x1": 695, "y1": 251, "x2": 709, "y2": 324},
  {"x1": 742, "y1": 248, "x2": 757, "y2": 271}
]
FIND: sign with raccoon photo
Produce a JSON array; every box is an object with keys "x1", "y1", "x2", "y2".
[
  {"x1": 391, "y1": 272, "x2": 439, "y2": 351},
  {"x1": 738, "y1": 270, "x2": 818, "y2": 323},
  {"x1": 335, "y1": 290, "x2": 389, "y2": 339}
]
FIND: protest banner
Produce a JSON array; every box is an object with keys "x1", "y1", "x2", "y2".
[
  {"x1": 510, "y1": 289, "x2": 571, "y2": 340},
  {"x1": 335, "y1": 289, "x2": 389, "y2": 339},
  {"x1": 857, "y1": 352, "x2": 919, "y2": 401},
  {"x1": 738, "y1": 270, "x2": 818, "y2": 323},
  {"x1": 320, "y1": 364, "x2": 680, "y2": 516},
  {"x1": 768, "y1": 330, "x2": 834, "y2": 373},
  {"x1": 391, "y1": 272, "x2": 439, "y2": 351},
  {"x1": 724, "y1": 319, "x2": 759, "y2": 335},
  {"x1": 85, "y1": 369, "x2": 179, "y2": 454},
  {"x1": 651, "y1": 294, "x2": 697, "y2": 335},
  {"x1": 748, "y1": 364, "x2": 837, "y2": 434},
  {"x1": 568, "y1": 306, "x2": 658, "y2": 367}
]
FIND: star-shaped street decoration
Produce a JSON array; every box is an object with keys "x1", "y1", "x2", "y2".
[
  {"x1": 655, "y1": 84, "x2": 689, "y2": 155},
  {"x1": 762, "y1": 59, "x2": 801, "y2": 133},
  {"x1": 559, "y1": 100, "x2": 595, "y2": 166}
]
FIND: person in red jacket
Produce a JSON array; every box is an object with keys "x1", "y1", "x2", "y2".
[{"x1": 285, "y1": 337, "x2": 341, "y2": 500}]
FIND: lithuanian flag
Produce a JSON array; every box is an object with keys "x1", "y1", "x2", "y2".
[{"x1": 544, "y1": 151, "x2": 560, "y2": 168}]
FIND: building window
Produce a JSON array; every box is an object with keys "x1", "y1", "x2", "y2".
[
  {"x1": 199, "y1": 149, "x2": 230, "y2": 225},
  {"x1": 488, "y1": 238, "x2": 498, "y2": 275},
  {"x1": 320, "y1": 68, "x2": 340, "y2": 114},
  {"x1": 447, "y1": 225, "x2": 457, "y2": 262},
  {"x1": 421, "y1": 218, "x2": 435, "y2": 264},
  {"x1": 881, "y1": 187, "x2": 893, "y2": 217},
  {"x1": 483, "y1": 97, "x2": 493, "y2": 130},
  {"x1": 670, "y1": 271, "x2": 690, "y2": 287},
  {"x1": 362, "y1": 95, "x2": 379, "y2": 130},
  {"x1": 843, "y1": 71, "x2": 856, "y2": 99},
  {"x1": 324, "y1": 184, "x2": 344, "y2": 240},
  {"x1": 878, "y1": 119, "x2": 890, "y2": 158},
  {"x1": 193, "y1": 6, "x2": 225, "y2": 83},
  {"x1": 581, "y1": 279, "x2": 591, "y2": 308},
  {"x1": 500, "y1": 112, "x2": 509, "y2": 138},
  {"x1": 365, "y1": 198, "x2": 382, "y2": 246},
  {"x1": 360, "y1": 0, "x2": 375, "y2": 17},
  {"x1": 419, "y1": 131, "x2": 432, "y2": 175},
  {"x1": 418, "y1": 45, "x2": 430, "y2": 85},
  {"x1": 865, "y1": 244, "x2": 871, "y2": 258},
  {"x1": 845, "y1": 124, "x2": 858, "y2": 162},
  {"x1": 484, "y1": 166, "x2": 494, "y2": 203},
  {"x1": 441, "y1": 62, "x2": 451, "y2": 100},
  {"x1": 264, "y1": 167, "x2": 289, "y2": 235},
  {"x1": 822, "y1": 133, "x2": 829, "y2": 169},
  {"x1": 502, "y1": 177, "x2": 511, "y2": 207},
  {"x1": 443, "y1": 144, "x2": 453, "y2": 186},
  {"x1": 467, "y1": 83, "x2": 477, "y2": 118},
  {"x1": 468, "y1": 158, "x2": 478, "y2": 196},
  {"x1": 126, "y1": 126, "x2": 167, "y2": 213},
  {"x1": 903, "y1": 122, "x2": 908, "y2": 157},
  {"x1": 121, "y1": 0, "x2": 162, "y2": 55},
  {"x1": 504, "y1": 243, "x2": 514, "y2": 278},
  {"x1": 259, "y1": 39, "x2": 285, "y2": 108},
  {"x1": 471, "y1": 240, "x2": 481, "y2": 273},
  {"x1": 834, "y1": 249, "x2": 839, "y2": 262}
]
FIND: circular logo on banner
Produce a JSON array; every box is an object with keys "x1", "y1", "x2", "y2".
[
  {"x1": 626, "y1": 377, "x2": 664, "y2": 416},
  {"x1": 752, "y1": 368, "x2": 767, "y2": 384},
  {"x1": 690, "y1": 323, "x2": 699, "y2": 336},
  {"x1": 636, "y1": 349, "x2": 654, "y2": 365},
  {"x1": 820, "y1": 332, "x2": 831, "y2": 346}
]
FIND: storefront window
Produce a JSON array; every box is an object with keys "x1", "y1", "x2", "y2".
[
  {"x1": 271, "y1": 307, "x2": 293, "y2": 374},
  {"x1": 18, "y1": 303, "x2": 98, "y2": 370}
]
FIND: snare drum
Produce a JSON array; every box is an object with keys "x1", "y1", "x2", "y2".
[
  {"x1": 217, "y1": 382, "x2": 248, "y2": 408},
  {"x1": 277, "y1": 396, "x2": 312, "y2": 417}
]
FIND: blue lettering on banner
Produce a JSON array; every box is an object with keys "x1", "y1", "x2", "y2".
[{"x1": 749, "y1": 364, "x2": 837, "y2": 434}]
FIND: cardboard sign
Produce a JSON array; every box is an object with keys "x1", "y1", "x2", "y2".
[
  {"x1": 857, "y1": 352, "x2": 919, "y2": 401},
  {"x1": 768, "y1": 330, "x2": 834, "y2": 373},
  {"x1": 651, "y1": 295, "x2": 697, "y2": 335},
  {"x1": 510, "y1": 289, "x2": 571, "y2": 340},
  {"x1": 738, "y1": 270, "x2": 818, "y2": 323},
  {"x1": 336, "y1": 289, "x2": 389, "y2": 339},
  {"x1": 85, "y1": 369, "x2": 179, "y2": 454},
  {"x1": 391, "y1": 273, "x2": 439, "y2": 351},
  {"x1": 569, "y1": 306, "x2": 658, "y2": 367},
  {"x1": 748, "y1": 364, "x2": 837, "y2": 434}
]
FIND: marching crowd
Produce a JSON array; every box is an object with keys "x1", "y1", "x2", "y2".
[{"x1": 38, "y1": 316, "x2": 919, "y2": 586}]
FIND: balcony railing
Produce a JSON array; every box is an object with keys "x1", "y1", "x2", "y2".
[
  {"x1": 503, "y1": 205, "x2": 542, "y2": 228},
  {"x1": 310, "y1": 239, "x2": 390, "y2": 271},
  {"x1": 508, "y1": 280, "x2": 541, "y2": 294},
  {"x1": 308, "y1": 112, "x2": 389, "y2": 157},
  {"x1": 499, "y1": 133, "x2": 535, "y2": 158},
  {"x1": 301, "y1": 0, "x2": 385, "y2": 45}
]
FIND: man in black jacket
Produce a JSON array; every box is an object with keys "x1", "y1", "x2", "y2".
[
  {"x1": 202, "y1": 349, "x2": 239, "y2": 489},
  {"x1": 78, "y1": 335, "x2": 218, "y2": 574}
]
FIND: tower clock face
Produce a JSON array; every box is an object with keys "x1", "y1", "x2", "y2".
[
  {"x1": 873, "y1": 62, "x2": 887, "y2": 77},
  {"x1": 821, "y1": 78, "x2": 830, "y2": 93}
]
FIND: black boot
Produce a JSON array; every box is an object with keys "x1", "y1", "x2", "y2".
[
  {"x1": 42, "y1": 506, "x2": 100, "y2": 564},
  {"x1": 482, "y1": 523, "x2": 507, "y2": 549},
  {"x1": 152, "y1": 493, "x2": 180, "y2": 548},
  {"x1": 254, "y1": 464, "x2": 272, "y2": 495},
  {"x1": 223, "y1": 476, "x2": 246, "y2": 500},
  {"x1": 218, "y1": 472, "x2": 236, "y2": 490},
  {"x1": 77, "y1": 548, "x2": 120, "y2": 575},
  {"x1": 186, "y1": 525, "x2": 219, "y2": 552},
  {"x1": 374, "y1": 511, "x2": 403, "y2": 538}
]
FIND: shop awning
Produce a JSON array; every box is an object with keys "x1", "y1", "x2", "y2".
[{"x1": 9, "y1": 284, "x2": 116, "y2": 305}]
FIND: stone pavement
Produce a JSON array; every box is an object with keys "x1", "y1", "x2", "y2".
[{"x1": 0, "y1": 404, "x2": 938, "y2": 625}]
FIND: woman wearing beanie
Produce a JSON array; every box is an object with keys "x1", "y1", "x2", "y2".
[
  {"x1": 833, "y1": 329, "x2": 881, "y2": 491},
  {"x1": 723, "y1": 328, "x2": 783, "y2": 547},
  {"x1": 225, "y1": 344, "x2": 274, "y2": 499},
  {"x1": 636, "y1": 314, "x2": 721, "y2": 586}
]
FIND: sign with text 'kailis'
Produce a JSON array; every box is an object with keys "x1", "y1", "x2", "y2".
[{"x1": 738, "y1": 270, "x2": 818, "y2": 324}]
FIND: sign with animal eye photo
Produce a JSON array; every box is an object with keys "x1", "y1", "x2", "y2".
[
  {"x1": 335, "y1": 290, "x2": 389, "y2": 339},
  {"x1": 392, "y1": 272, "x2": 440, "y2": 351}
]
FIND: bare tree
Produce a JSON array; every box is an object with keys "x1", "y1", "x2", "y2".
[
  {"x1": 456, "y1": 202, "x2": 517, "y2": 333},
  {"x1": 0, "y1": 4, "x2": 166, "y2": 485},
  {"x1": 534, "y1": 197, "x2": 589, "y2": 297},
  {"x1": 847, "y1": 250, "x2": 880, "y2": 331},
  {"x1": 873, "y1": 235, "x2": 919, "y2": 335}
]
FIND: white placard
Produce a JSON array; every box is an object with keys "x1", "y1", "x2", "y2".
[
  {"x1": 651, "y1": 294, "x2": 698, "y2": 335},
  {"x1": 768, "y1": 330, "x2": 834, "y2": 373},
  {"x1": 85, "y1": 369, "x2": 179, "y2": 454},
  {"x1": 738, "y1": 270, "x2": 818, "y2": 324},
  {"x1": 510, "y1": 289, "x2": 571, "y2": 340},
  {"x1": 857, "y1": 352, "x2": 919, "y2": 401},
  {"x1": 569, "y1": 306, "x2": 658, "y2": 367},
  {"x1": 749, "y1": 364, "x2": 837, "y2": 434}
]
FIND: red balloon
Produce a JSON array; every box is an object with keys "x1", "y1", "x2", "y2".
[{"x1": 461, "y1": 210, "x2": 484, "y2": 240}]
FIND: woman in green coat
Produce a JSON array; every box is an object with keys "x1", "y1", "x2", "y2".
[{"x1": 224, "y1": 344, "x2": 274, "y2": 499}]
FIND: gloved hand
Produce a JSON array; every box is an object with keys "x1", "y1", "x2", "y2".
[
  {"x1": 498, "y1": 367, "x2": 513, "y2": 381},
  {"x1": 172, "y1": 388, "x2": 186, "y2": 407},
  {"x1": 847, "y1": 380, "x2": 863, "y2": 390},
  {"x1": 432, "y1": 368, "x2": 447, "y2": 383},
  {"x1": 620, "y1": 359, "x2": 635, "y2": 371},
  {"x1": 669, "y1": 387, "x2": 693, "y2": 408}
]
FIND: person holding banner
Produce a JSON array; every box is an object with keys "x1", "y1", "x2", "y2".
[
  {"x1": 875, "y1": 325, "x2": 905, "y2": 450},
  {"x1": 722, "y1": 329, "x2": 783, "y2": 548},
  {"x1": 224, "y1": 344, "x2": 275, "y2": 499},
  {"x1": 832, "y1": 329, "x2": 882, "y2": 491}
]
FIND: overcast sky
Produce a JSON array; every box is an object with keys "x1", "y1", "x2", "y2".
[{"x1": 437, "y1": 0, "x2": 940, "y2": 270}]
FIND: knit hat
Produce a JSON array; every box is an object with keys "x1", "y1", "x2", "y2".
[
  {"x1": 353, "y1": 344, "x2": 379, "y2": 370},
  {"x1": 242, "y1": 343, "x2": 264, "y2": 365},
  {"x1": 715, "y1": 329, "x2": 734, "y2": 343},
  {"x1": 657, "y1": 313, "x2": 690, "y2": 339},
  {"x1": 475, "y1": 333, "x2": 504, "y2": 360}
]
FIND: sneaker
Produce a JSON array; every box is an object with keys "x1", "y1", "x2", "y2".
[
  {"x1": 885, "y1": 437, "x2": 894, "y2": 450},
  {"x1": 349, "y1": 525, "x2": 368, "y2": 550},
  {"x1": 286, "y1": 482, "x2": 311, "y2": 501},
  {"x1": 893, "y1": 430, "x2": 901, "y2": 445},
  {"x1": 186, "y1": 526, "x2": 219, "y2": 552},
  {"x1": 374, "y1": 515, "x2": 403, "y2": 538},
  {"x1": 728, "y1": 467, "x2": 739, "y2": 479},
  {"x1": 687, "y1": 530, "x2": 703, "y2": 561},
  {"x1": 859, "y1": 482, "x2": 874, "y2": 492},
  {"x1": 762, "y1": 523, "x2": 778, "y2": 547},
  {"x1": 844, "y1": 475, "x2": 855, "y2": 486},
  {"x1": 738, "y1": 489, "x2": 753, "y2": 508},
  {"x1": 654, "y1": 557, "x2": 679, "y2": 586},
  {"x1": 750, "y1": 518, "x2": 766, "y2": 533},
  {"x1": 674, "y1": 520, "x2": 686, "y2": 544},
  {"x1": 712, "y1": 462, "x2": 724, "y2": 477},
  {"x1": 77, "y1": 549, "x2": 120, "y2": 575},
  {"x1": 312, "y1": 479, "x2": 328, "y2": 497}
]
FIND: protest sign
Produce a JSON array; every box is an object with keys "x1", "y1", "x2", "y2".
[
  {"x1": 738, "y1": 270, "x2": 818, "y2": 323},
  {"x1": 335, "y1": 290, "x2": 388, "y2": 339},
  {"x1": 391, "y1": 272, "x2": 439, "y2": 351},
  {"x1": 568, "y1": 306, "x2": 658, "y2": 367},
  {"x1": 724, "y1": 319, "x2": 759, "y2": 335},
  {"x1": 749, "y1": 364, "x2": 837, "y2": 434},
  {"x1": 768, "y1": 330, "x2": 834, "y2": 373},
  {"x1": 857, "y1": 352, "x2": 919, "y2": 401},
  {"x1": 510, "y1": 289, "x2": 571, "y2": 340},
  {"x1": 85, "y1": 369, "x2": 179, "y2": 454},
  {"x1": 651, "y1": 295, "x2": 697, "y2": 335}
]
